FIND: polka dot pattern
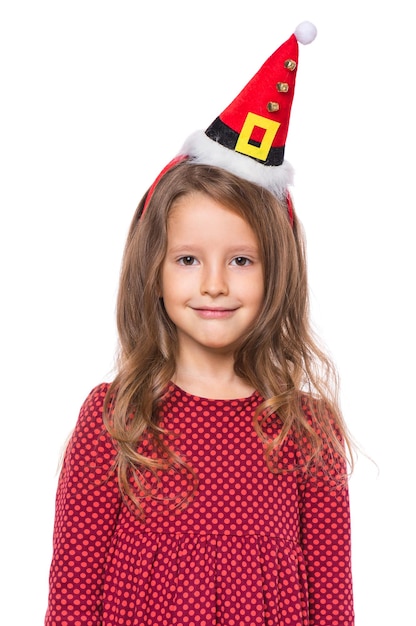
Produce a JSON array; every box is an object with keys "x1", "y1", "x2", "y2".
[{"x1": 45, "y1": 383, "x2": 354, "y2": 625}]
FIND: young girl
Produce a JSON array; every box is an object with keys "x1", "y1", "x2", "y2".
[{"x1": 46, "y1": 23, "x2": 355, "y2": 626}]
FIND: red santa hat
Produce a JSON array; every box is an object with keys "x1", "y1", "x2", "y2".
[{"x1": 144, "y1": 21, "x2": 317, "y2": 214}]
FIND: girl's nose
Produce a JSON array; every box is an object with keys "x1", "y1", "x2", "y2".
[{"x1": 200, "y1": 264, "x2": 229, "y2": 296}]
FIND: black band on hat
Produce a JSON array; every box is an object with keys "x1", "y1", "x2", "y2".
[{"x1": 205, "y1": 117, "x2": 285, "y2": 166}]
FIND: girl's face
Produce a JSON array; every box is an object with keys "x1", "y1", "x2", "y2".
[{"x1": 161, "y1": 192, "x2": 264, "y2": 359}]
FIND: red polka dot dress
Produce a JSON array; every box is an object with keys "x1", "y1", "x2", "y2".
[{"x1": 45, "y1": 383, "x2": 354, "y2": 625}]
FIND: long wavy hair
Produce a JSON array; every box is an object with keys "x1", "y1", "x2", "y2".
[{"x1": 103, "y1": 161, "x2": 354, "y2": 515}]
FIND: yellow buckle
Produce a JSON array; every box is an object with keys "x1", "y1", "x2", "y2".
[{"x1": 235, "y1": 112, "x2": 280, "y2": 161}]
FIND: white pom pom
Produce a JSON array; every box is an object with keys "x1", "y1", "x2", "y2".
[{"x1": 294, "y1": 21, "x2": 317, "y2": 45}]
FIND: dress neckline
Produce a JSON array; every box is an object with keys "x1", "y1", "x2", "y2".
[{"x1": 168, "y1": 381, "x2": 261, "y2": 404}]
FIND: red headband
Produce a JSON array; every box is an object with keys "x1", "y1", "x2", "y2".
[
  {"x1": 142, "y1": 155, "x2": 295, "y2": 228},
  {"x1": 142, "y1": 155, "x2": 187, "y2": 216}
]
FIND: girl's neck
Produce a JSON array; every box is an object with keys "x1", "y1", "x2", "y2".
[{"x1": 172, "y1": 351, "x2": 255, "y2": 400}]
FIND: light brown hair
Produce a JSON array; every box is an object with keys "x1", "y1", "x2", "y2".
[{"x1": 104, "y1": 161, "x2": 354, "y2": 514}]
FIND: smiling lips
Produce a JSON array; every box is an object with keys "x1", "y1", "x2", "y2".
[{"x1": 192, "y1": 307, "x2": 238, "y2": 319}]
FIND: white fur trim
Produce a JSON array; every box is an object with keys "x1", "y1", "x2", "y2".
[{"x1": 180, "y1": 130, "x2": 294, "y2": 199}]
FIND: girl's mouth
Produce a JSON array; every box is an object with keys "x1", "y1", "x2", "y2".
[{"x1": 193, "y1": 307, "x2": 237, "y2": 319}]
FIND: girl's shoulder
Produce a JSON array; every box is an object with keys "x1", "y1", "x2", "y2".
[
  {"x1": 70, "y1": 382, "x2": 112, "y2": 444},
  {"x1": 58, "y1": 382, "x2": 119, "y2": 502},
  {"x1": 297, "y1": 392, "x2": 352, "y2": 477},
  {"x1": 80, "y1": 382, "x2": 111, "y2": 416},
  {"x1": 299, "y1": 392, "x2": 338, "y2": 430}
]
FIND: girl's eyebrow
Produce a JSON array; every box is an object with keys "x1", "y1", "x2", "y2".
[
  {"x1": 166, "y1": 244, "x2": 260, "y2": 255},
  {"x1": 226, "y1": 245, "x2": 259, "y2": 254},
  {"x1": 165, "y1": 244, "x2": 200, "y2": 254}
]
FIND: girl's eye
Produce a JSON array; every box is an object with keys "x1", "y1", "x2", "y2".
[
  {"x1": 232, "y1": 256, "x2": 251, "y2": 267},
  {"x1": 178, "y1": 256, "x2": 197, "y2": 266}
]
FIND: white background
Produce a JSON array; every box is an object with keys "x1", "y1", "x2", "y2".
[{"x1": 1, "y1": 1, "x2": 415, "y2": 624}]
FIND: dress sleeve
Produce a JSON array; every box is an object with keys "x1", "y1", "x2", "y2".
[
  {"x1": 297, "y1": 419, "x2": 355, "y2": 625},
  {"x1": 45, "y1": 383, "x2": 122, "y2": 626}
]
